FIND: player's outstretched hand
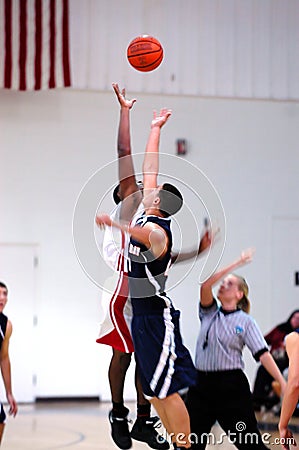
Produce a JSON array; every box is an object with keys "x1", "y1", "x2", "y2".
[
  {"x1": 151, "y1": 108, "x2": 172, "y2": 129},
  {"x1": 95, "y1": 214, "x2": 112, "y2": 229},
  {"x1": 239, "y1": 248, "x2": 255, "y2": 265},
  {"x1": 7, "y1": 393, "x2": 18, "y2": 417},
  {"x1": 112, "y1": 83, "x2": 136, "y2": 109},
  {"x1": 198, "y1": 230, "x2": 211, "y2": 254},
  {"x1": 279, "y1": 426, "x2": 297, "y2": 449}
]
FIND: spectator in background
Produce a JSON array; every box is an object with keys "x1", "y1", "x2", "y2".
[{"x1": 252, "y1": 310, "x2": 299, "y2": 411}]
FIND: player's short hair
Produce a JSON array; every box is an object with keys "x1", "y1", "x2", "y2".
[
  {"x1": 0, "y1": 282, "x2": 8, "y2": 293},
  {"x1": 158, "y1": 183, "x2": 183, "y2": 218},
  {"x1": 113, "y1": 181, "x2": 143, "y2": 205},
  {"x1": 113, "y1": 184, "x2": 121, "y2": 205}
]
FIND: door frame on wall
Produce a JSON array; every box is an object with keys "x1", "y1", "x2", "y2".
[{"x1": 271, "y1": 216, "x2": 299, "y2": 327}]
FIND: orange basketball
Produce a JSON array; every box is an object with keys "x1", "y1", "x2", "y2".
[{"x1": 127, "y1": 35, "x2": 163, "y2": 72}]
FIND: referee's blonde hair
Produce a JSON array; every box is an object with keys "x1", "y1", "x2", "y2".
[{"x1": 233, "y1": 274, "x2": 250, "y2": 314}]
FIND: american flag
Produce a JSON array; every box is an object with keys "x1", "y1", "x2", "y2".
[{"x1": 0, "y1": 0, "x2": 71, "y2": 90}]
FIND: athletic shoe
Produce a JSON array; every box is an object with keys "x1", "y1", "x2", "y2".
[
  {"x1": 131, "y1": 416, "x2": 170, "y2": 449},
  {"x1": 109, "y1": 409, "x2": 132, "y2": 449}
]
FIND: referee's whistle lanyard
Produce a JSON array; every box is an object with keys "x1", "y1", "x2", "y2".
[{"x1": 202, "y1": 310, "x2": 220, "y2": 350}]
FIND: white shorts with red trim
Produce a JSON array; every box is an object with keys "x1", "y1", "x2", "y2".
[{"x1": 96, "y1": 218, "x2": 134, "y2": 353}]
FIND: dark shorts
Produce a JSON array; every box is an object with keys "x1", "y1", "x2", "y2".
[
  {"x1": 186, "y1": 370, "x2": 268, "y2": 449},
  {"x1": 131, "y1": 297, "x2": 197, "y2": 399},
  {"x1": 0, "y1": 403, "x2": 6, "y2": 424}
]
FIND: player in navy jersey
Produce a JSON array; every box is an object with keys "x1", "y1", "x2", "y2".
[
  {"x1": 0, "y1": 282, "x2": 18, "y2": 445},
  {"x1": 97, "y1": 84, "x2": 169, "y2": 450},
  {"x1": 186, "y1": 249, "x2": 287, "y2": 449},
  {"x1": 96, "y1": 108, "x2": 198, "y2": 449}
]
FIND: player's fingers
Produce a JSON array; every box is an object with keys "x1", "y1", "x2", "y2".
[
  {"x1": 112, "y1": 82, "x2": 118, "y2": 92},
  {"x1": 165, "y1": 109, "x2": 172, "y2": 119}
]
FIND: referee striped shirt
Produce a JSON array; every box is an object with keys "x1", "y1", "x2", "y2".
[{"x1": 195, "y1": 299, "x2": 268, "y2": 371}]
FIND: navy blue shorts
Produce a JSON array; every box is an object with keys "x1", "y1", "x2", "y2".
[
  {"x1": 131, "y1": 297, "x2": 197, "y2": 399},
  {"x1": 0, "y1": 403, "x2": 6, "y2": 423}
]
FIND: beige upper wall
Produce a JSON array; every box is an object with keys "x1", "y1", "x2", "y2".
[{"x1": 70, "y1": 0, "x2": 299, "y2": 100}]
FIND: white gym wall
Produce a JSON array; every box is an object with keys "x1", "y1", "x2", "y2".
[{"x1": 0, "y1": 0, "x2": 298, "y2": 401}]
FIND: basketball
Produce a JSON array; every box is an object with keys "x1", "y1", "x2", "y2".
[{"x1": 127, "y1": 35, "x2": 163, "y2": 72}]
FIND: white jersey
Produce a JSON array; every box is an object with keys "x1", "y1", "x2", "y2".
[
  {"x1": 97, "y1": 202, "x2": 143, "y2": 353},
  {"x1": 102, "y1": 206, "x2": 130, "y2": 272}
]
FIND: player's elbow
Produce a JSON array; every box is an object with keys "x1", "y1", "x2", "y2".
[
  {"x1": 149, "y1": 230, "x2": 167, "y2": 259},
  {"x1": 287, "y1": 374, "x2": 299, "y2": 393},
  {"x1": 0, "y1": 355, "x2": 9, "y2": 368},
  {"x1": 200, "y1": 280, "x2": 214, "y2": 292},
  {"x1": 117, "y1": 145, "x2": 131, "y2": 157}
]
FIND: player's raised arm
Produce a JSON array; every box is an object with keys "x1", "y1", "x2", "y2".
[
  {"x1": 112, "y1": 83, "x2": 141, "y2": 221},
  {"x1": 142, "y1": 109, "x2": 172, "y2": 191},
  {"x1": 171, "y1": 226, "x2": 213, "y2": 264},
  {"x1": 200, "y1": 248, "x2": 254, "y2": 307}
]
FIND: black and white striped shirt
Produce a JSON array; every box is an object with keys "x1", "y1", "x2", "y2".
[{"x1": 195, "y1": 299, "x2": 268, "y2": 371}]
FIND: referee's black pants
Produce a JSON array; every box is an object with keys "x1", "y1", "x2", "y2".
[{"x1": 186, "y1": 369, "x2": 268, "y2": 449}]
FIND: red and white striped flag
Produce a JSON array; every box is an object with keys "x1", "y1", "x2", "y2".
[{"x1": 0, "y1": 0, "x2": 71, "y2": 90}]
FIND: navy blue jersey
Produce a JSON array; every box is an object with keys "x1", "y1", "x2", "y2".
[
  {"x1": 128, "y1": 214, "x2": 172, "y2": 302},
  {"x1": 128, "y1": 213, "x2": 198, "y2": 398},
  {"x1": 0, "y1": 313, "x2": 7, "y2": 423},
  {"x1": 0, "y1": 313, "x2": 7, "y2": 349}
]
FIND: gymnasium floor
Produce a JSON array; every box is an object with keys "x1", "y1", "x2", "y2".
[{"x1": 3, "y1": 400, "x2": 299, "y2": 449}]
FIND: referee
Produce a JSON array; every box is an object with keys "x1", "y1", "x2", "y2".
[{"x1": 186, "y1": 249, "x2": 287, "y2": 450}]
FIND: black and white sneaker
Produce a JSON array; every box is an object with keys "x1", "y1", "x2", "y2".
[
  {"x1": 109, "y1": 409, "x2": 132, "y2": 449},
  {"x1": 131, "y1": 416, "x2": 170, "y2": 449}
]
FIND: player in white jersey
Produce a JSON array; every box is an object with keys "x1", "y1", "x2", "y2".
[{"x1": 97, "y1": 84, "x2": 169, "y2": 450}]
